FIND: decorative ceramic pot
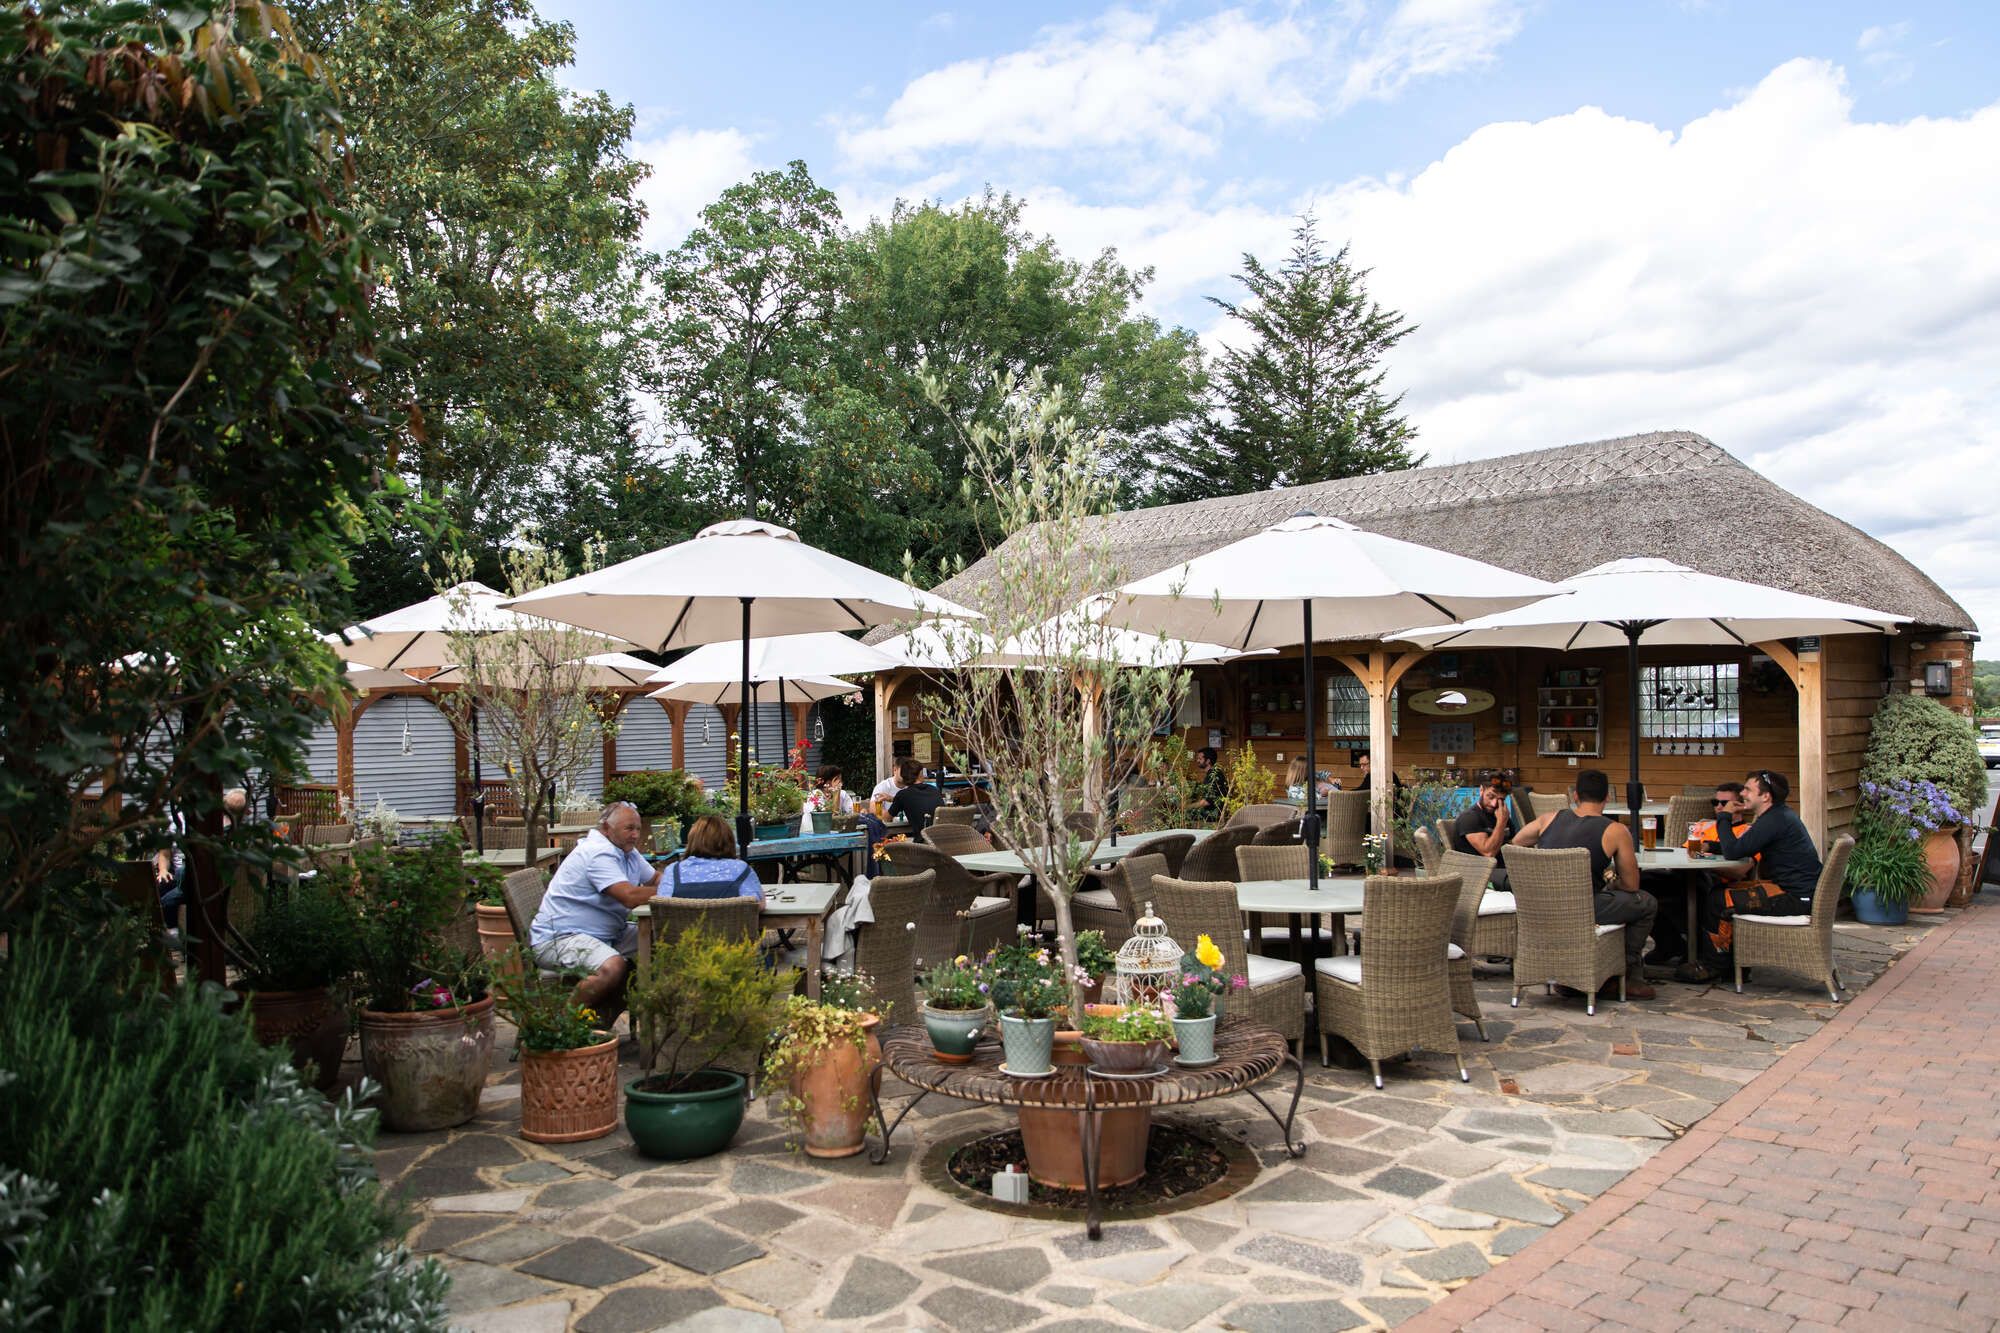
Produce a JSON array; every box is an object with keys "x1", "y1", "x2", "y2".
[
  {"x1": 474, "y1": 903, "x2": 515, "y2": 961},
  {"x1": 1080, "y1": 1036, "x2": 1169, "y2": 1073},
  {"x1": 358, "y1": 996, "x2": 496, "y2": 1132},
  {"x1": 920, "y1": 1003, "x2": 990, "y2": 1063},
  {"x1": 1850, "y1": 887, "x2": 1911, "y2": 926},
  {"x1": 248, "y1": 986, "x2": 347, "y2": 1093},
  {"x1": 789, "y1": 1025, "x2": 872, "y2": 1158},
  {"x1": 999, "y1": 1014, "x2": 1055, "y2": 1075},
  {"x1": 754, "y1": 821, "x2": 793, "y2": 841},
  {"x1": 625, "y1": 1070, "x2": 747, "y2": 1159},
  {"x1": 1913, "y1": 829, "x2": 1961, "y2": 913},
  {"x1": 1171, "y1": 1015, "x2": 1217, "y2": 1064},
  {"x1": 519, "y1": 1034, "x2": 619, "y2": 1143},
  {"x1": 811, "y1": 810, "x2": 833, "y2": 835}
]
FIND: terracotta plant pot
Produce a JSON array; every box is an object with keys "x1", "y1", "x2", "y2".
[
  {"x1": 1016, "y1": 1030, "x2": 1151, "y2": 1189},
  {"x1": 788, "y1": 1023, "x2": 873, "y2": 1158},
  {"x1": 1913, "y1": 829, "x2": 1961, "y2": 913},
  {"x1": 474, "y1": 903, "x2": 516, "y2": 962},
  {"x1": 358, "y1": 996, "x2": 496, "y2": 1133},
  {"x1": 519, "y1": 1034, "x2": 620, "y2": 1143},
  {"x1": 248, "y1": 986, "x2": 348, "y2": 1093}
]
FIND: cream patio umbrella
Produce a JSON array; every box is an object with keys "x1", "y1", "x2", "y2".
[
  {"x1": 425, "y1": 651, "x2": 661, "y2": 690},
  {"x1": 1393, "y1": 557, "x2": 1909, "y2": 830},
  {"x1": 642, "y1": 631, "x2": 900, "y2": 764},
  {"x1": 328, "y1": 582, "x2": 634, "y2": 671},
  {"x1": 1103, "y1": 513, "x2": 1565, "y2": 887},
  {"x1": 503, "y1": 520, "x2": 962, "y2": 845}
]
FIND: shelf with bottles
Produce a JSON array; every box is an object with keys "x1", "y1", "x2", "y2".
[{"x1": 1536, "y1": 683, "x2": 1602, "y2": 757}]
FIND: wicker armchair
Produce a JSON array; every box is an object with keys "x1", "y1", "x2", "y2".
[
  {"x1": 1226, "y1": 803, "x2": 1296, "y2": 831},
  {"x1": 850, "y1": 870, "x2": 930, "y2": 1021},
  {"x1": 300, "y1": 822, "x2": 353, "y2": 847},
  {"x1": 1413, "y1": 827, "x2": 1441, "y2": 873},
  {"x1": 1436, "y1": 850, "x2": 1498, "y2": 1039},
  {"x1": 1664, "y1": 794, "x2": 1712, "y2": 848},
  {"x1": 1734, "y1": 836, "x2": 1855, "y2": 1002},
  {"x1": 1314, "y1": 873, "x2": 1468, "y2": 1086},
  {"x1": 1236, "y1": 844, "x2": 1309, "y2": 881},
  {"x1": 1527, "y1": 791, "x2": 1569, "y2": 821},
  {"x1": 1151, "y1": 875, "x2": 1305, "y2": 1054},
  {"x1": 1322, "y1": 790, "x2": 1367, "y2": 869},
  {"x1": 462, "y1": 818, "x2": 531, "y2": 850},
  {"x1": 1500, "y1": 845, "x2": 1625, "y2": 1015},
  {"x1": 1250, "y1": 818, "x2": 1303, "y2": 846},
  {"x1": 1127, "y1": 831, "x2": 1196, "y2": 878},
  {"x1": 932, "y1": 805, "x2": 979, "y2": 828},
  {"x1": 1434, "y1": 817, "x2": 1457, "y2": 855},
  {"x1": 921, "y1": 823, "x2": 993, "y2": 858},
  {"x1": 1072, "y1": 853, "x2": 1167, "y2": 945},
  {"x1": 878, "y1": 842, "x2": 1015, "y2": 963},
  {"x1": 653, "y1": 895, "x2": 761, "y2": 947},
  {"x1": 499, "y1": 867, "x2": 548, "y2": 943},
  {"x1": 1179, "y1": 825, "x2": 1256, "y2": 883}
]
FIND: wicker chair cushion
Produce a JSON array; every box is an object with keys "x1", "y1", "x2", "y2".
[
  {"x1": 1316, "y1": 944, "x2": 1464, "y2": 987},
  {"x1": 1073, "y1": 888, "x2": 1119, "y2": 909},
  {"x1": 972, "y1": 896, "x2": 1010, "y2": 912},
  {"x1": 1735, "y1": 913, "x2": 1810, "y2": 926},
  {"x1": 1478, "y1": 891, "x2": 1518, "y2": 916},
  {"x1": 1246, "y1": 954, "x2": 1301, "y2": 984},
  {"x1": 1592, "y1": 923, "x2": 1622, "y2": 936}
]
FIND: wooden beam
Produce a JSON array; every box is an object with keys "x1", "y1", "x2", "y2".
[
  {"x1": 1333, "y1": 650, "x2": 1428, "y2": 838},
  {"x1": 1755, "y1": 640, "x2": 1826, "y2": 850},
  {"x1": 662, "y1": 699, "x2": 690, "y2": 772},
  {"x1": 789, "y1": 702, "x2": 813, "y2": 761},
  {"x1": 873, "y1": 673, "x2": 895, "y2": 782}
]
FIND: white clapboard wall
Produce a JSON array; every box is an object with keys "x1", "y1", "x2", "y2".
[{"x1": 352, "y1": 695, "x2": 456, "y2": 816}]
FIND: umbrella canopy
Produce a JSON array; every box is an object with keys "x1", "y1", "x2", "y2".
[
  {"x1": 647, "y1": 675, "x2": 861, "y2": 706},
  {"x1": 1393, "y1": 557, "x2": 1909, "y2": 823},
  {"x1": 978, "y1": 596, "x2": 1266, "y2": 669},
  {"x1": 502, "y1": 520, "x2": 935, "y2": 650},
  {"x1": 329, "y1": 581, "x2": 631, "y2": 671},
  {"x1": 502, "y1": 519, "x2": 957, "y2": 844},
  {"x1": 644, "y1": 631, "x2": 902, "y2": 684},
  {"x1": 426, "y1": 651, "x2": 662, "y2": 690},
  {"x1": 1104, "y1": 512, "x2": 1564, "y2": 888},
  {"x1": 874, "y1": 620, "x2": 995, "y2": 671},
  {"x1": 344, "y1": 661, "x2": 422, "y2": 692}
]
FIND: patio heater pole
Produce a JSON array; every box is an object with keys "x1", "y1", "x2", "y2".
[
  {"x1": 737, "y1": 598, "x2": 754, "y2": 851},
  {"x1": 1302, "y1": 599, "x2": 1321, "y2": 891}
]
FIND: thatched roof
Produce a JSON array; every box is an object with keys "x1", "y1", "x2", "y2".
[{"x1": 899, "y1": 430, "x2": 1973, "y2": 635}]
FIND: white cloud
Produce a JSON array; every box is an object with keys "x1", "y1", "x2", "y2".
[
  {"x1": 631, "y1": 127, "x2": 762, "y2": 251},
  {"x1": 962, "y1": 58, "x2": 1999, "y2": 635},
  {"x1": 1340, "y1": 0, "x2": 1531, "y2": 107},
  {"x1": 1856, "y1": 21, "x2": 1915, "y2": 86}
]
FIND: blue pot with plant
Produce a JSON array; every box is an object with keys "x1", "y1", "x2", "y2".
[
  {"x1": 919, "y1": 956, "x2": 992, "y2": 1063},
  {"x1": 1845, "y1": 782, "x2": 1939, "y2": 927}
]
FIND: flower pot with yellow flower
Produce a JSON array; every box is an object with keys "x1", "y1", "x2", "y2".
[{"x1": 492, "y1": 948, "x2": 618, "y2": 1143}]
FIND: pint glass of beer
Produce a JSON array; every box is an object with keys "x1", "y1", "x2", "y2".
[{"x1": 1640, "y1": 816, "x2": 1657, "y2": 851}]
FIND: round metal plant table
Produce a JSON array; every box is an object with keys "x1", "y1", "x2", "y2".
[{"x1": 873, "y1": 1021, "x2": 1306, "y2": 1238}]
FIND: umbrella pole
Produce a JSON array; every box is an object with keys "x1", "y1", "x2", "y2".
[
  {"x1": 737, "y1": 598, "x2": 754, "y2": 851},
  {"x1": 1302, "y1": 601, "x2": 1321, "y2": 891},
  {"x1": 780, "y1": 678, "x2": 789, "y2": 766},
  {"x1": 471, "y1": 705, "x2": 485, "y2": 855},
  {"x1": 1625, "y1": 625, "x2": 1643, "y2": 830}
]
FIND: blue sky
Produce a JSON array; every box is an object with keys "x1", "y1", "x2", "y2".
[{"x1": 541, "y1": 1, "x2": 2000, "y2": 638}]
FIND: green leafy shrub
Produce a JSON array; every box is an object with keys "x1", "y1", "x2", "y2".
[
  {"x1": 1074, "y1": 930, "x2": 1117, "y2": 979},
  {"x1": 347, "y1": 832, "x2": 491, "y2": 1012},
  {"x1": 917, "y1": 956, "x2": 989, "y2": 1010},
  {"x1": 1217, "y1": 744, "x2": 1276, "y2": 825},
  {"x1": 240, "y1": 876, "x2": 360, "y2": 992},
  {"x1": 490, "y1": 951, "x2": 607, "y2": 1053},
  {"x1": 601, "y1": 770, "x2": 708, "y2": 824},
  {"x1": 1860, "y1": 694, "x2": 1986, "y2": 818},
  {"x1": 627, "y1": 924, "x2": 790, "y2": 1090},
  {"x1": 0, "y1": 924, "x2": 447, "y2": 1330}
]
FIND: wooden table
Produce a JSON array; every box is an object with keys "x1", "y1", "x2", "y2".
[
  {"x1": 631, "y1": 879, "x2": 843, "y2": 998},
  {"x1": 472, "y1": 847, "x2": 564, "y2": 869},
  {"x1": 1638, "y1": 847, "x2": 1752, "y2": 961},
  {"x1": 876, "y1": 1022, "x2": 1302, "y2": 1238},
  {"x1": 951, "y1": 828, "x2": 1215, "y2": 876},
  {"x1": 1237, "y1": 877, "x2": 1367, "y2": 960}
]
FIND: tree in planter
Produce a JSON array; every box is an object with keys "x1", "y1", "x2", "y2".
[
  {"x1": 437, "y1": 543, "x2": 620, "y2": 856},
  {"x1": 627, "y1": 923, "x2": 790, "y2": 1090},
  {"x1": 921, "y1": 369, "x2": 1188, "y2": 1017}
]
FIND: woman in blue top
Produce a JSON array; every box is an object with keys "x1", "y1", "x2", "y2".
[{"x1": 669, "y1": 815, "x2": 765, "y2": 904}]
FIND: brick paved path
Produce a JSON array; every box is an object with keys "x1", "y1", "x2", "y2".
[{"x1": 1406, "y1": 899, "x2": 2000, "y2": 1332}]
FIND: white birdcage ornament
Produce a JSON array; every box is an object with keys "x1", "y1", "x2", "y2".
[{"x1": 1110, "y1": 903, "x2": 1183, "y2": 1009}]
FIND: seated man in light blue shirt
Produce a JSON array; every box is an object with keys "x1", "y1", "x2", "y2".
[{"x1": 529, "y1": 801, "x2": 663, "y2": 1015}]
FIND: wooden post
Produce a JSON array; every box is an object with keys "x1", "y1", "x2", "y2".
[
  {"x1": 663, "y1": 699, "x2": 690, "y2": 772},
  {"x1": 335, "y1": 709, "x2": 356, "y2": 809},
  {"x1": 1756, "y1": 640, "x2": 1827, "y2": 851},
  {"x1": 873, "y1": 673, "x2": 895, "y2": 783},
  {"x1": 789, "y1": 702, "x2": 812, "y2": 760},
  {"x1": 1079, "y1": 673, "x2": 1105, "y2": 808},
  {"x1": 1336, "y1": 649, "x2": 1431, "y2": 839}
]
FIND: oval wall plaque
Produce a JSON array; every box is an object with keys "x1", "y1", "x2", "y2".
[{"x1": 1409, "y1": 686, "x2": 1496, "y2": 717}]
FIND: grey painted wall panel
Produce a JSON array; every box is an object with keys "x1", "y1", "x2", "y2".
[{"x1": 352, "y1": 696, "x2": 456, "y2": 816}]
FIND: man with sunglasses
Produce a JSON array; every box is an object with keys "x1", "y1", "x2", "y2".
[
  {"x1": 1691, "y1": 770, "x2": 1822, "y2": 981},
  {"x1": 1651, "y1": 782, "x2": 1754, "y2": 968}
]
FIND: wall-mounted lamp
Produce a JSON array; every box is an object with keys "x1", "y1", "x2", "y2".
[{"x1": 1922, "y1": 661, "x2": 1953, "y2": 697}]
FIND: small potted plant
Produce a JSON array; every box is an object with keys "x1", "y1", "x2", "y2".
[
  {"x1": 998, "y1": 963, "x2": 1067, "y2": 1077},
  {"x1": 349, "y1": 831, "x2": 496, "y2": 1132},
  {"x1": 917, "y1": 955, "x2": 992, "y2": 1063},
  {"x1": 762, "y1": 996, "x2": 877, "y2": 1157},
  {"x1": 1164, "y1": 937, "x2": 1240, "y2": 1068},
  {"x1": 818, "y1": 968, "x2": 886, "y2": 1078},
  {"x1": 473, "y1": 880, "x2": 515, "y2": 962},
  {"x1": 1074, "y1": 929, "x2": 1117, "y2": 1007},
  {"x1": 624, "y1": 922, "x2": 790, "y2": 1159},
  {"x1": 238, "y1": 874, "x2": 358, "y2": 1093},
  {"x1": 1078, "y1": 1007, "x2": 1173, "y2": 1073},
  {"x1": 491, "y1": 950, "x2": 618, "y2": 1143}
]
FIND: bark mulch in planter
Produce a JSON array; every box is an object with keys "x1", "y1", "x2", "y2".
[{"x1": 924, "y1": 1120, "x2": 1257, "y2": 1222}]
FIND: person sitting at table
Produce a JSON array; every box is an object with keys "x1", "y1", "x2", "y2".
[
  {"x1": 665, "y1": 814, "x2": 765, "y2": 905},
  {"x1": 868, "y1": 764, "x2": 906, "y2": 809},
  {"x1": 1192, "y1": 746, "x2": 1226, "y2": 822},
  {"x1": 529, "y1": 800, "x2": 664, "y2": 1017},
  {"x1": 1450, "y1": 771, "x2": 1513, "y2": 888},
  {"x1": 1692, "y1": 770, "x2": 1820, "y2": 980},
  {"x1": 887, "y1": 758, "x2": 946, "y2": 833},
  {"x1": 1510, "y1": 768, "x2": 1657, "y2": 1001},
  {"x1": 1284, "y1": 756, "x2": 1337, "y2": 804},
  {"x1": 1351, "y1": 752, "x2": 1403, "y2": 794},
  {"x1": 1650, "y1": 781, "x2": 1756, "y2": 968},
  {"x1": 814, "y1": 764, "x2": 856, "y2": 814}
]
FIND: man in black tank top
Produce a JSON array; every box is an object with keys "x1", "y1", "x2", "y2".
[{"x1": 1510, "y1": 769, "x2": 1658, "y2": 1000}]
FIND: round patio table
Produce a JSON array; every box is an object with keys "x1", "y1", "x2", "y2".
[{"x1": 872, "y1": 1021, "x2": 1306, "y2": 1238}]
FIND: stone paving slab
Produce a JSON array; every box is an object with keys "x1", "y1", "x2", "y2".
[{"x1": 375, "y1": 914, "x2": 1944, "y2": 1330}]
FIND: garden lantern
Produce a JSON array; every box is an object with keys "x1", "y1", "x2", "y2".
[{"x1": 1111, "y1": 904, "x2": 1183, "y2": 1010}]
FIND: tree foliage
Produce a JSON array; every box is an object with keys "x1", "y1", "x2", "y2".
[
  {"x1": 1153, "y1": 215, "x2": 1420, "y2": 503},
  {"x1": 0, "y1": 2, "x2": 379, "y2": 920}
]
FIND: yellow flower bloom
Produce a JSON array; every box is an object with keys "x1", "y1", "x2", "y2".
[{"x1": 1195, "y1": 934, "x2": 1224, "y2": 970}]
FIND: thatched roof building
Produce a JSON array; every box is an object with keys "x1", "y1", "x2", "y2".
[{"x1": 918, "y1": 430, "x2": 1973, "y2": 632}]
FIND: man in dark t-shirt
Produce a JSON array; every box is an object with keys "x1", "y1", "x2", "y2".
[
  {"x1": 887, "y1": 759, "x2": 946, "y2": 834},
  {"x1": 1449, "y1": 773, "x2": 1513, "y2": 888},
  {"x1": 1697, "y1": 769, "x2": 1822, "y2": 976}
]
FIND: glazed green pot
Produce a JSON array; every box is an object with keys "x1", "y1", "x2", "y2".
[
  {"x1": 624, "y1": 1070, "x2": 748, "y2": 1160},
  {"x1": 921, "y1": 1003, "x2": 991, "y2": 1063}
]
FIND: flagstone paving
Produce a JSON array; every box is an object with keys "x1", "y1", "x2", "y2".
[{"x1": 377, "y1": 915, "x2": 1950, "y2": 1330}]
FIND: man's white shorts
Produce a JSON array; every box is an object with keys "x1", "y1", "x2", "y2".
[{"x1": 532, "y1": 923, "x2": 639, "y2": 974}]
